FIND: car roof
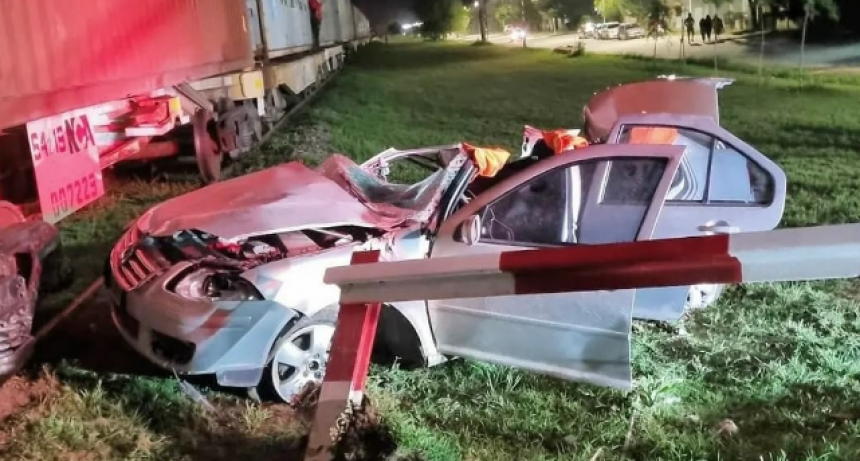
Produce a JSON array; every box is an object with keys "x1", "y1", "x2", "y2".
[{"x1": 582, "y1": 77, "x2": 734, "y2": 142}]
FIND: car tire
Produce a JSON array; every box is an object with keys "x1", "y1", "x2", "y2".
[
  {"x1": 253, "y1": 306, "x2": 339, "y2": 404},
  {"x1": 685, "y1": 284, "x2": 724, "y2": 311}
]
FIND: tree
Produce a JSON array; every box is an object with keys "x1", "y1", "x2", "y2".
[
  {"x1": 702, "y1": 0, "x2": 735, "y2": 17},
  {"x1": 702, "y1": 0, "x2": 735, "y2": 9},
  {"x1": 768, "y1": 0, "x2": 838, "y2": 20},
  {"x1": 494, "y1": 0, "x2": 542, "y2": 29},
  {"x1": 795, "y1": 0, "x2": 838, "y2": 82},
  {"x1": 594, "y1": 0, "x2": 633, "y2": 21},
  {"x1": 415, "y1": 0, "x2": 467, "y2": 39},
  {"x1": 747, "y1": 0, "x2": 764, "y2": 29},
  {"x1": 451, "y1": 1, "x2": 471, "y2": 34},
  {"x1": 479, "y1": 0, "x2": 488, "y2": 41},
  {"x1": 495, "y1": 2, "x2": 517, "y2": 26},
  {"x1": 539, "y1": 0, "x2": 592, "y2": 29},
  {"x1": 387, "y1": 22, "x2": 402, "y2": 35},
  {"x1": 643, "y1": 0, "x2": 669, "y2": 33},
  {"x1": 836, "y1": 0, "x2": 860, "y2": 34}
]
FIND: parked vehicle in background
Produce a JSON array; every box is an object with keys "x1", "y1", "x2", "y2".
[
  {"x1": 647, "y1": 22, "x2": 668, "y2": 40},
  {"x1": 618, "y1": 23, "x2": 645, "y2": 40},
  {"x1": 0, "y1": 0, "x2": 372, "y2": 226},
  {"x1": 598, "y1": 22, "x2": 621, "y2": 39},
  {"x1": 106, "y1": 76, "x2": 786, "y2": 403},
  {"x1": 584, "y1": 23, "x2": 607, "y2": 39},
  {"x1": 578, "y1": 22, "x2": 597, "y2": 39},
  {"x1": 505, "y1": 23, "x2": 527, "y2": 42}
]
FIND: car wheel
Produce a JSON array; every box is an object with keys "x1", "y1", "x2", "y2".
[
  {"x1": 255, "y1": 307, "x2": 338, "y2": 403},
  {"x1": 686, "y1": 284, "x2": 723, "y2": 311}
]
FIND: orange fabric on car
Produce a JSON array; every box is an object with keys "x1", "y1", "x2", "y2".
[
  {"x1": 462, "y1": 143, "x2": 511, "y2": 178},
  {"x1": 542, "y1": 129, "x2": 589, "y2": 154},
  {"x1": 628, "y1": 126, "x2": 679, "y2": 145}
]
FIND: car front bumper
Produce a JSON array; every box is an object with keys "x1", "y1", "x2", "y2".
[{"x1": 106, "y1": 262, "x2": 299, "y2": 386}]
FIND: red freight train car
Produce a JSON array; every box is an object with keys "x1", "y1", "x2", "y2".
[
  {"x1": 0, "y1": 0, "x2": 261, "y2": 224},
  {"x1": 0, "y1": 0, "x2": 373, "y2": 226},
  {"x1": 0, "y1": 0, "x2": 253, "y2": 130}
]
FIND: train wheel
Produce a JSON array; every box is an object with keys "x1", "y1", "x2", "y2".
[
  {"x1": 0, "y1": 201, "x2": 25, "y2": 228},
  {"x1": 193, "y1": 109, "x2": 222, "y2": 183}
]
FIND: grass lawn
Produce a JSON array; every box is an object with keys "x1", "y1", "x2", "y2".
[{"x1": 3, "y1": 41, "x2": 860, "y2": 460}]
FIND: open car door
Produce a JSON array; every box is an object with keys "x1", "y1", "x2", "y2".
[
  {"x1": 605, "y1": 113, "x2": 787, "y2": 321},
  {"x1": 427, "y1": 144, "x2": 684, "y2": 390}
]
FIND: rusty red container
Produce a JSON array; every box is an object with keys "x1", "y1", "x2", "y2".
[{"x1": 0, "y1": 0, "x2": 254, "y2": 130}]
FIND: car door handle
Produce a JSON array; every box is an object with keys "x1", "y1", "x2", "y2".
[{"x1": 697, "y1": 224, "x2": 740, "y2": 234}]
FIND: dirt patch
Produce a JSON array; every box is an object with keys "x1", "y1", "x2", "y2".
[
  {"x1": 293, "y1": 385, "x2": 420, "y2": 461},
  {"x1": 0, "y1": 370, "x2": 59, "y2": 423},
  {"x1": 333, "y1": 397, "x2": 398, "y2": 461},
  {"x1": 0, "y1": 368, "x2": 61, "y2": 448},
  {"x1": 176, "y1": 396, "x2": 308, "y2": 461}
]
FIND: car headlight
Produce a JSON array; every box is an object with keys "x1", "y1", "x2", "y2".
[{"x1": 173, "y1": 268, "x2": 263, "y2": 302}]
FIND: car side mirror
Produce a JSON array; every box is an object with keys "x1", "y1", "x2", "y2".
[{"x1": 456, "y1": 215, "x2": 482, "y2": 246}]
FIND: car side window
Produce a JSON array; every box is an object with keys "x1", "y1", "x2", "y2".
[
  {"x1": 602, "y1": 158, "x2": 666, "y2": 204},
  {"x1": 617, "y1": 125, "x2": 774, "y2": 206},
  {"x1": 479, "y1": 167, "x2": 569, "y2": 245},
  {"x1": 478, "y1": 157, "x2": 667, "y2": 247},
  {"x1": 618, "y1": 126, "x2": 709, "y2": 202},
  {"x1": 710, "y1": 140, "x2": 775, "y2": 204}
]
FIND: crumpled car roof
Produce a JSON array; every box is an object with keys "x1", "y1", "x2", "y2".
[{"x1": 583, "y1": 77, "x2": 732, "y2": 142}]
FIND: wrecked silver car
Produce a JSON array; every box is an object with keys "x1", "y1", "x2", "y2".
[{"x1": 106, "y1": 77, "x2": 787, "y2": 402}]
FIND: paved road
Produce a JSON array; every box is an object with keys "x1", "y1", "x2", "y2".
[{"x1": 464, "y1": 32, "x2": 860, "y2": 69}]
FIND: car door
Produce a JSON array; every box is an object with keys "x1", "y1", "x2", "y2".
[
  {"x1": 607, "y1": 113, "x2": 787, "y2": 321},
  {"x1": 427, "y1": 144, "x2": 684, "y2": 391}
]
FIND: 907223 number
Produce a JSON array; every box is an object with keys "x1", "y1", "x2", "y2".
[{"x1": 49, "y1": 172, "x2": 99, "y2": 217}]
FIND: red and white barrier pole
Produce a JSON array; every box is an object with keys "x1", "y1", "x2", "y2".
[
  {"x1": 303, "y1": 250, "x2": 383, "y2": 461},
  {"x1": 327, "y1": 223, "x2": 860, "y2": 304},
  {"x1": 304, "y1": 223, "x2": 860, "y2": 460}
]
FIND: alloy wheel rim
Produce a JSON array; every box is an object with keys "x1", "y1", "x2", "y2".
[{"x1": 271, "y1": 323, "x2": 335, "y2": 402}]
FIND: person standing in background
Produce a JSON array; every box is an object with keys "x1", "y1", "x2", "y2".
[
  {"x1": 704, "y1": 14, "x2": 713, "y2": 42},
  {"x1": 685, "y1": 13, "x2": 695, "y2": 44},
  {"x1": 713, "y1": 14, "x2": 725, "y2": 42},
  {"x1": 309, "y1": 0, "x2": 323, "y2": 50},
  {"x1": 699, "y1": 16, "x2": 706, "y2": 42}
]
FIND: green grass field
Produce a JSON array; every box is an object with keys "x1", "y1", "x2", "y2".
[{"x1": 4, "y1": 42, "x2": 860, "y2": 460}]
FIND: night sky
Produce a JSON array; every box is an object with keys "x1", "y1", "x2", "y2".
[{"x1": 355, "y1": 0, "x2": 417, "y2": 31}]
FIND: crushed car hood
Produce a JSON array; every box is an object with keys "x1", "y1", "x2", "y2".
[{"x1": 136, "y1": 161, "x2": 401, "y2": 241}]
